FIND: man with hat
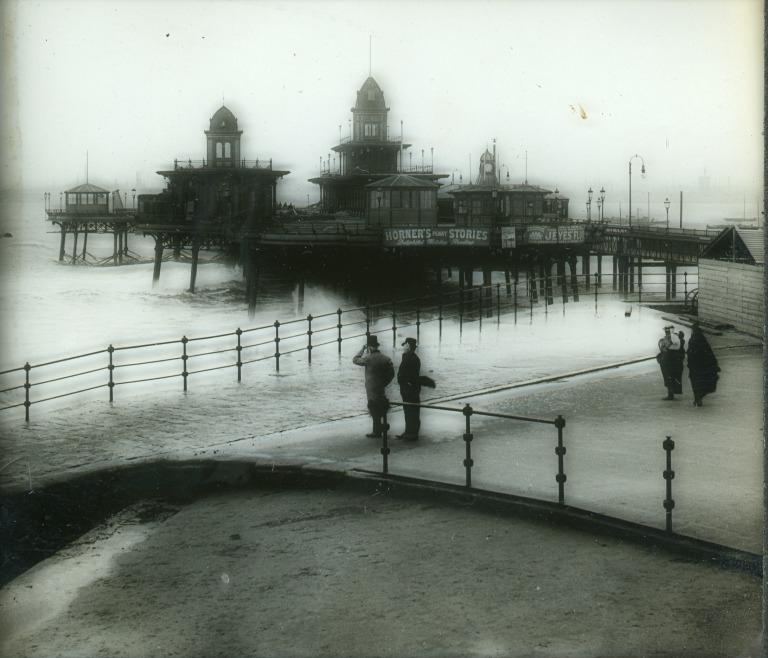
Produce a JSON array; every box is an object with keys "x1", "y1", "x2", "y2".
[
  {"x1": 353, "y1": 334, "x2": 395, "y2": 438},
  {"x1": 656, "y1": 325, "x2": 683, "y2": 400},
  {"x1": 397, "y1": 337, "x2": 422, "y2": 441}
]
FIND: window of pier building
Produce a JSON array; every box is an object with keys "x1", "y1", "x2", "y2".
[
  {"x1": 369, "y1": 189, "x2": 435, "y2": 210},
  {"x1": 364, "y1": 123, "x2": 378, "y2": 138},
  {"x1": 215, "y1": 142, "x2": 232, "y2": 159}
]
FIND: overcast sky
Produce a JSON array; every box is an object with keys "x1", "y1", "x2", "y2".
[{"x1": 3, "y1": 0, "x2": 763, "y2": 211}]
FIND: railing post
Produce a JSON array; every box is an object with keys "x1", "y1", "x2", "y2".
[
  {"x1": 684, "y1": 271, "x2": 688, "y2": 303},
  {"x1": 107, "y1": 345, "x2": 115, "y2": 402},
  {"x1": 594, "y1": 272, "x2": 599, "y2": 313},
  {"x1": 336, "y1": 309, "x2": 342, "y2": 355},
  {"x1": 235, "y1": 329, "x2": 243, "y2": 382},
  {"x1": 415, "y1": 301, "x2": 421, "y2": 340},
  {"x1": 462, "y1": 404, "x2": 474, "y2": 488},
  {"x1": 306, "y1": 314, "x2": 313, "y2": 364},
  {"x1": 478, "y1": 282, "x2": 483, "y2": 327},
  {"x1": 365, "y1": 304, "x2": 371, "y2": 338},
  {"x1": 380, "y1": 410, "x2": 390, "y2": 474},
  {"x1": 391, "y1": 301, "x2": 397, "y2": 343},
  {"x1": 663, "y1": 435, "x2": 675, "y2": 532},
  {"x1": 23, "y1": 362, "x2": 31, "y2": 423},
  {"x1": 555, "y1": 415, "x2": 566, "y2": 505},
  {"x1": 181, "y1": 336, "x2": 189, "y2": 392},
  {"x1": 496, "y1": 283, "x2": 501, "y2": 323},
  {"x1": 274, "y1": 321, "x2": 281, "y2": 371},
  {"x1": 438, "y1": 289, "x2": 443, "y2": 339},
  {"x1": 513, "y1": 279, "x2": 518, "y2": 324}
]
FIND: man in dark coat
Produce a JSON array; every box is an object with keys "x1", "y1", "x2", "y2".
[
  {"x1": 657, "y1": 325, "x2": 683, "y2": 400},
  {"x1": 686, "y1": 323, "x2": 720, "y2": 406},
  {"x1": 397, "y1": 337, "x2": 421, "y2": 441},
  {"x1": 353, "y1": 334, "x2": 394, "y2": 438}
]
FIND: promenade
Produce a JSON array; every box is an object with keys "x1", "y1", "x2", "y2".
[{"x1": 0, "y1": 303, "x2": 763, "y2": 657}]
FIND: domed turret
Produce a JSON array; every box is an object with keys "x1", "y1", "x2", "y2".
[
  {"x1": 354, "y1": 77, "x2": 386, "y2": 111},
  {"x1": 351, "y1": 76, "x2": 389, "y2": 142},
  {"x1": 205, "y1": 105, "x2": 243, "y2": 167},
  {"x1": 209, "y1": 106, "x2": 238, "y2": 132}
]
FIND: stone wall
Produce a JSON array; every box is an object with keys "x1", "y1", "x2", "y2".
[{"x1": 698, "y1": 259, "x2": 764, "y2": 337}]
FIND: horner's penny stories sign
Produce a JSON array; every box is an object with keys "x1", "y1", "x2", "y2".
[{"x1": 383, "y1": 226, "x2": 490, "y2": 247}]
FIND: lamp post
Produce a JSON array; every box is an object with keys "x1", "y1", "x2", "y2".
[
  {"x1": 587, "y1": 187, "x2": 593, "y2": 221},
  {"x1": 599, "y1": 187, "x2": 605, "y2": 222},
  {"x1": 664, "y1": 197, "x2": 671, "y2": 232},
  {"x1": 628, "y1": 154, "x2": 646, "y2": 228},
  {"x1": 131, "y1": 188, "x2": 136, "y2": 209},
  {"x1": 59, "y1": 192, "x2": 63, "y2": 210}
]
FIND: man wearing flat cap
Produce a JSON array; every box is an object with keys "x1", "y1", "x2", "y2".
[
  {"x1": 353, "y1": 334, "x2": 395, "y2": 438},
  {"x1": 397, "y1": 337, "x2": 422, "y2": 440}
]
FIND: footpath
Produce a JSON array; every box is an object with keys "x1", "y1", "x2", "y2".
[{"x1": 0, "y1": 305, "x2": 764, "y2": 657}]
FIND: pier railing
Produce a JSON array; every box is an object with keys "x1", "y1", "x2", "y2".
[
  {"x1": 0, "y1": 268, "x2": 698, "y2": 423},
  {"x1": 171, "y1": 158, "x2": 274, "y2": 170}
]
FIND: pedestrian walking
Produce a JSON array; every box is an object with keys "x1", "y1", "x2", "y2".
[
  {"x1": 656, "y1": 325, "x2": 683, "y2": 400},
  {"x1": 686, "y1": 323, "x2": 721, "y2": 407},
  {"x1": 352, "y1": 334, "x2": 394, "y2": 438},
  {"x1": 396, "y1": 338, "x2": 421, "y2": 441}
]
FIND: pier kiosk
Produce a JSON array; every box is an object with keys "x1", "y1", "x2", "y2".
[{"x1": 45, "y1": 182, "x2": 135, "y2": 265}]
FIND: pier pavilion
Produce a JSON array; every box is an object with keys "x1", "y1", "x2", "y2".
[
  {"x1": 45, "y1": 181, "x2": 136, "y2": 265},
  {"x1": 136, "y1": 105, "x2": 289, "y2": 292},
  {"x1": 448, "y1": 146, "x2": 570, "y2": 226},
  {"x1": 308, "y1": 75, "x2": 448, "y2": 215}
]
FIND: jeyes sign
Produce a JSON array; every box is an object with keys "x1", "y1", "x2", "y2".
[
  {"x1": 383, "y1": 226, "x2": 490, "y2": 247},
  {"x1": 526, "y1": 225, "x2": 585, "y2": 244}
]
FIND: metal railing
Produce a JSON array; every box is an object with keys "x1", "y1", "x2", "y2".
[
  {"x1": 0, "y1": 268, "x2": 698, "y2": 423},
  {"x1": 369, "y1": 403, "x2": 688, "y2": 538},
  {"x1": 375, "y1": 402, "x2": 567, "y2": 501},
  {"x1": 171, "y1": 158, "x2": 274, "y2": 170}
]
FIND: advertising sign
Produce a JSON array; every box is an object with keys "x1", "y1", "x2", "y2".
[
  {"x1": 526, "y1": 225, "x2": 585, "y2": 244},
  {"x1": 501, "y1": 227, "x2": 516, "y2": 249},
  {"x1": 382, "y1": 226, "x2": 490, "y2": 247}
]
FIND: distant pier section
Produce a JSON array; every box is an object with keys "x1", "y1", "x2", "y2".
[{"x1": 45, "y1": 183, "x2": 137, "y2": 265}]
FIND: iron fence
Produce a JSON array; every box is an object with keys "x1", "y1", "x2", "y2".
[{"x1": 0, "y1": 268, "x2": 698, "y2": 423}]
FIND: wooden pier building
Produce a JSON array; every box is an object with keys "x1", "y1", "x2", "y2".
[
  {"x1": 448, "y1": 145, "x2": 570, "y2": 226},
  {"x1": 309, "y1": 76, "x2": 448, "y2": 215},
  {"x1": 45, "y1": 182, "x2": 136, "y2": 265},
  {"x1": 136, "y1": 105, "x2": 289, "y2": 292}
]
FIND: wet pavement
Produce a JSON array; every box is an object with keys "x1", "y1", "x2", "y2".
[{"x1": 0, "y1": 488, "x2": 762, "y2": 658}]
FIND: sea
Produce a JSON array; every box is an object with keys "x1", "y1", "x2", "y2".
[{"x1": 0, "y1": 191, "x2": 752, "y2": 372}]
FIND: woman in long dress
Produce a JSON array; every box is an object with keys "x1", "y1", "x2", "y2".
[{"x1": 686, "y1": 323, "x2": 720, "y2": 406}]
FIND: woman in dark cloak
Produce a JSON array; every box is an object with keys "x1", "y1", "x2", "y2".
[{"x1": 686, "y1": 323, "x2": 720, "y2": 406}]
